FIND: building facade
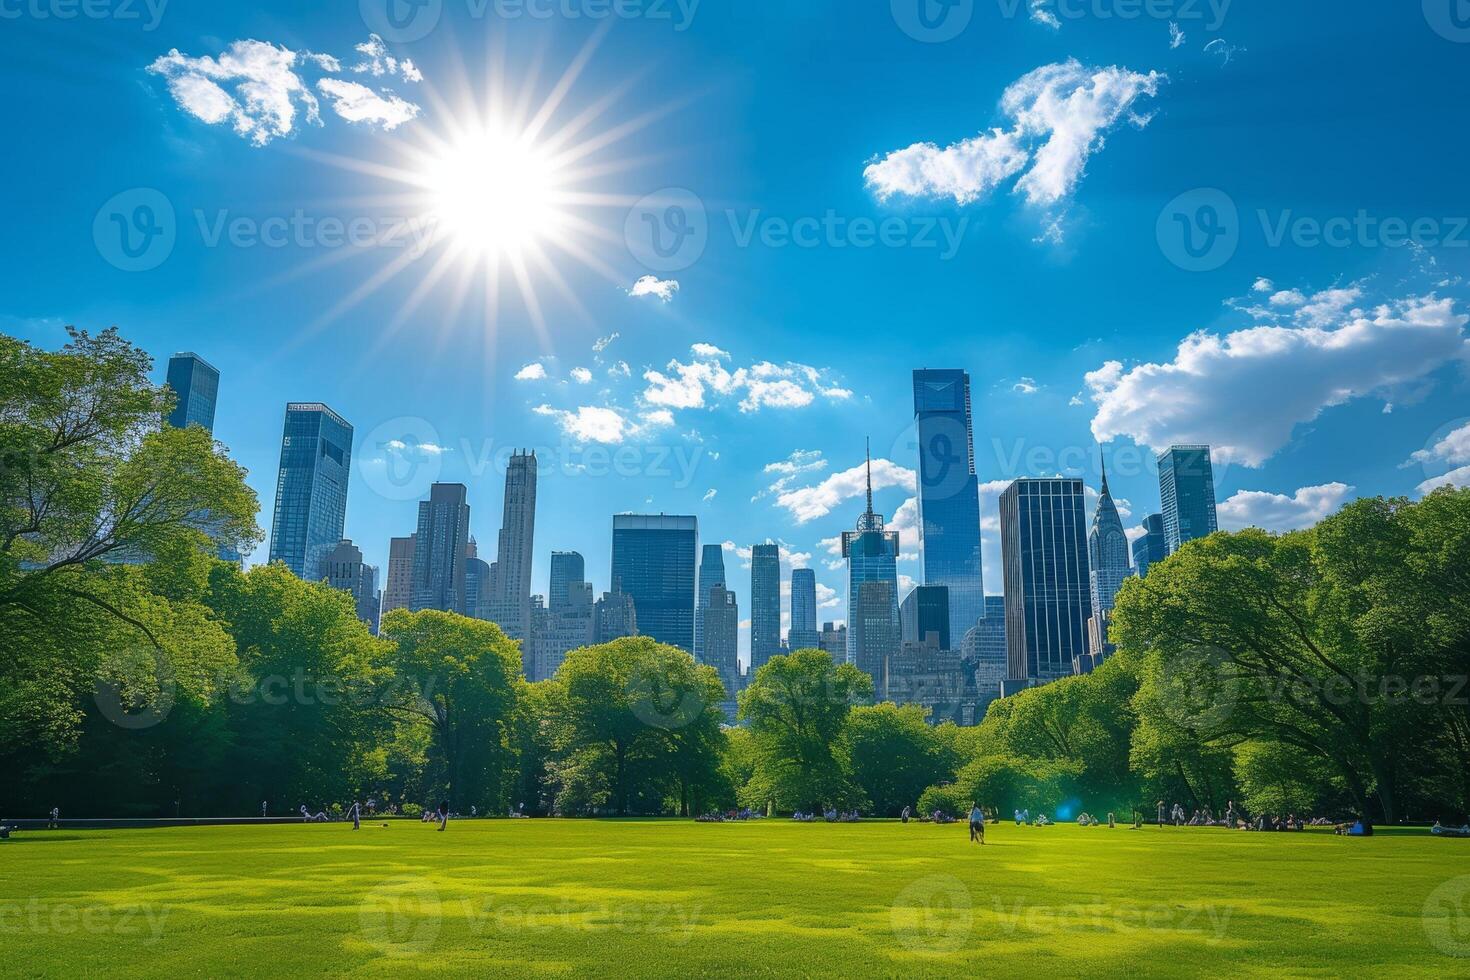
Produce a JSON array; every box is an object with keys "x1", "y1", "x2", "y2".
[
  {"x1": 842, "y1": 449, "x2": 900, "y2": 692},
  {"x1": 999, "y1": 478, "x2": 1092, "y2": 692},
  {"x1": 164, "y1": 353, "x2": 220, "y2": 433},
  {"x1": 610, "y1": 515, "x2": 697, "y2": 652},
  {"x1": 267, "y1": 403, "x2": 352, "y2": 580},
  {"x1": 1131, "y1": 513, "x2": 1168, "y2": 579},
  {"x1": 318, "y1": 539, "x2": 381, "y2": 635},
  {"x1": 464, "y1": 537, "x2": 492, "y2": 621},
  {"x1": 381, "y1": 535, "x2": 416, "y2": 616},
  {"x1": 1157, "y1": 446, "x2": 1218, "y2": 554},
  {"x1": 549, "y1": 551, "x2": 585, "y2": 613},
  {"x1": 788, "y1": 568, "x2": 819, "y2": 651},
  {"x1": 961, "y1": 595, "x2": 1007, "y2": 708},
  {"x1": 911, "y1": 369, "x2": 986, "y2": 638},
  {"x1": 749, "y1": 543, "x2": 782, "y2": 672},
  {"x1": 818, "y1": 622, "x2": 848, "y2": 661},
  {"x1": 702, "y1": 583, "x2": 741, "y2": 719},
  {"x1": 411, "y1": 483, "x2": 470, "y2": 614},
  {"x1": 485, "y1": 451, "x2": 537, "y2": 641},
  {"x1": 1088, "y1": 458, "x2": 1131, "y2": 622},
  {"x1": 593, "y1": 586, "x2": 638, "y2": 644},
  {"x1": 694, "y1": 543, "x2": 726, "y2": 662},
  {"x1": 900, "y1": 584, "x2": 951, "y2": 650}
]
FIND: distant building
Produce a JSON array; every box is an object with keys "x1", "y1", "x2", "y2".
[
  {"x1": 164, "y1": 352, "x2": 219, "y2": 433},
  {"x1": 549, "y1": 551, "x2": 585, "y2": 613},
  {"x1": 1158, "y1": 446, "x2": 1218, "y2": 554},
  {"x1": 694, "y1": 544, "x2": 726, "y2": 662},
  {"x1": 464, "y1": 537, "x2": 492, "y2": 621},
  {"x1": 788, "y1": 568, "x2": 820, "y2": 651},
  {"x1": 485, "y1": 451, "x2": 537, "y2": 642},
  {"x1": 750, "y1": 543, "x2": 782, "y2": 672},
  {"x1": 843, "y1": 446, "x2": 901, "y2": 692},
  {"x1": 611, "y1": 514, "x2": 697, "y2": 652},
  {"x1": 961, "y1": 595, "x2": 1007, "y2": 709},
  {"x1": 267, "y1": 403, "x2": 352, "y2": 580},
  {"x1": 411, "y1": 483, "x2": 470, "y2": 614},
  {"x1": 381, "y1": 535, "x2": 416, "y2": 616},
  {"x1": 593, "y1": 585, "x2": 638, "y2": 644},
  {"x1": 1089, "y1": 456, "x2": 1131, "y2": 623},
  {"x1": 1131, "y1": 513, "x2": 1167, "y2": 579},
  {"x1": 900, "y1": 584, "x2": 951, "y2": 651},
  {"x1": 318, "y1": 539, "x2": 381, "y2": 634},
  {"x1": 702, "y1": 583, "x2": 741, "y2": 720},
  {"x1": 528, "y1": 582, "x2": 594, "y2": 682},
  {"x1": 818, "y1": 622, "x2": 848, "y2": 661},
  {"x1": 884, "y1": 635, "x2": 983, "y2": 727},
  {"x1": 999, "y1": 478, "x2": 1091, "y2": 694},
  {"x1": 911, "y1": 369, "x2": 986, "y2": 636}
]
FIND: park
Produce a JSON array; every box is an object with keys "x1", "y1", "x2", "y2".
[{"x1": 3, "y1": 819, "x2": 1466, "y2": 974}]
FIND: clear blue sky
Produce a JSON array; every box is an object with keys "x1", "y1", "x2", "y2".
[{"x1": 5, "y1": 1, "x2": 1469, "y2": 661}]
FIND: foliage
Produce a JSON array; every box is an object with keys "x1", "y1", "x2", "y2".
[{"x1": 840, "y1": 703, "x2": 957, "y2": 815}]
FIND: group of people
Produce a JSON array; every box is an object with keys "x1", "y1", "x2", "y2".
[
  {"x1": 1431, "y1": 821, "x2": 1470, "y2": 838},
  {"x1": 696, "y1": 808, "x2": 765, "y2": 823},
  {"x1": 1011, "y1": 809, "x2": 1053, "y2": 826}
]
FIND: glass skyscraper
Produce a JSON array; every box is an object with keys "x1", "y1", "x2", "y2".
[
  {"x1": 611, "y1": 514, "x2": 698, "y2": 652},
  {"x1": 1131, "y1": 513, "x2": 1167, "y2": 578},
  {"x1": 164, "y1": 352, "x2": 220, "y2": 433},
  {"x1": 842, "y1": 448, "x2": 900, "y2": 691},
  {"x1": 1088, "y1": 459, "x2": 1131, "y2": 621},
  {"x1": 788, "y1": 567, "x2": 819, "y2": 651},
  {"x1": 411, "y1": 483, "x2": 470, "y2": 614},
  {"x1": 998, "y1": 478, "x2": 1091, "y2": 690},
  {"x1": 749, "y1": 543, "x2": 782, "y2": 672},
  {"x1": 267, "y1": 403, "x2": 352, "y2": 580},
  {"x1": 900, "y1": 584, "x2": 950, "y2": 650},
  {"x1": 694, "y1": 543, "x2": 726, "y2": 661},
  {"x1": 911, "y1": 369, "x2": 986, "y2": 638},
  {"x1": 549, "y1": 551, "x2": 586, "y2": 613},
  {"x1": 1157, "y1": 446, "x2": 1219, "y2": 554}
]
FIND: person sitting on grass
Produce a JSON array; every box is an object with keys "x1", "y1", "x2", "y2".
[{"x1": 1035, "y1": 813, "x2": 1052, "y2": 826}]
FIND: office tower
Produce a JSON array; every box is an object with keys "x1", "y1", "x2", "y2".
[
  {"x1": 900, "y1": 584, "x2": 951, "y2": 650},
  {"x1": 486, "y1": 451, "x2": 538, "y2": 641},
  {"x1": 465, "y1": 537, "x2": 492, "y2": 621},
  {"x1": 842, "y1": 445, "x2": 901, "y2": 692},
  {"x1": 961, "y1": 594, "x2": 1008, "y2": 706},
  {"x1": 998, "y1": 478, "x2": 1092, "y2": 692},
  {"x1": 912, "y1": 369, "x2": 986, "y2": 638},
  {"x1": 818, "y1": 622, "x2": 848, "y2": 660},
  {"x1": 702, "y1": 583, "x2": 741, "y2": 718},
  {"x1": 318, "y1": 539, "x2": 381, "y2": 634},
  {"x1": 594, "y1": 585, "x2": 638, "y2": 643},
  {"x1": 381, "y1": 535, "x2": 416, "y2": 615},
  {"x1": 529, "y1": 582, "x2": 594, "y2": 682},
  {"x1": 411, "y1": 483, "x2": 470, "y2": 613},
  {"x1": 788, "y1": 568, "x2": 819, "y2": 651},
  {"x1": 267, "y1": 403, "x2": 352, "y2": 580},
  {"x1": 1088, "y1": 456, "x2": 1131, "y2": 622},
  {"x1": 1157, "y1": 445, "x2": 1218, "y2": 554},
  {"x1": 694, "y1": 544, "x2": 726, "y2": 661},
  {"x1": 1132, "y1": 513, "x2": 1168, "y2": 579},
  {"x1": 549, "y1": 551, "x2": 585, "y2": 613},
  {"x1": 610, "y1": 515, "x2": 697, "y2": 651},
  {"x1": 749, "y1": 543, "x2": 782, "y2": 672},
  {"x1": 164, "y1": 352, "x2": 220, "y2": 433}
]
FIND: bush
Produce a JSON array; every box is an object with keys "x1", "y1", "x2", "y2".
[
  {"x1": 918, "y1": 784, "x2": 968, "y2": 819},
  {"x1": 401, "y1": 803, "x2": 423, "y2": 818}
]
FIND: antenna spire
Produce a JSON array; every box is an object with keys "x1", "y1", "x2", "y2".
[
  {"x1": 865, "y1": 438, "x2": 874, "y2": 516},
  {"x1": 1099, "y1": 446, "x2": 1109, "y2": 495}
]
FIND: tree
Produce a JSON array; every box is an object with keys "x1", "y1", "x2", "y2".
[
  {"x1": 737, "y1": 649, "x2": 872, "y2": 812},
  {"x1": 378, "y1": 609, "x2": 522, "y2": 812},
  {"x1": 840, "y1": 703, "x2": 957, "y2": 815}
]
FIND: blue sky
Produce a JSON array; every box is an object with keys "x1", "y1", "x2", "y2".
[{"x1": 6, "y1": 1, "x2": 1470, "y2": 662}]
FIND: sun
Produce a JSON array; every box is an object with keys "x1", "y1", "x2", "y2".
[{"x1": 422, "y1": 126, "x2": 565, "y2": 263}]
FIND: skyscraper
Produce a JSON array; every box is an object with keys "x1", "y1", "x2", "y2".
[
  {"x1": 961, "y1": 595, "x2": 1008, "y2": 707},
  {"x1": 549, "y1": 551, "x2": 585, "y2": 613},
  {"x1": 1157, "y1": 446, "x2": 1218, "y2": 554},
  {"x1": 749, "y1": 543, "x2": 782, "y2": 672},
  {"x1": 381, "y1": 535, "x2": 416, "y2": 615},
  {"x1": 842, "y1": 445, "x2": 901, "y2": 692},
  {"x1": 164, "y1": 352, "x2": 220, "y2": 433},
  {"x1": 694, "y1": 544, "x2": 726, "y2": 661},
  {"x1": 999, "y1": 478, "x2": 1091, "y2": 692},
  {"x1": 594, "y1": 585, "x2": 638, "y2": 644},
  {"x1": 702, "y1": 583, "x2": 741, "y2": 719},
  {"x1": 411, "y1": 483, "x2": 470, "y2": 614},
  {"x1": 464, "y1": 537, "x2": 492, "y2": 620},
  {"x1": 529, "y1": 562, "x2": 594, "y2": 682},
  {"x1": 900, "y1": 584, "x2": 951, "y2": 650},
  {"x1": 1132, "y1": 513, "x2": 1167, "y2": 578},
  {"x1": 487, "y1": 451, "x2": 538, "y2": 641},
  {"x1": 611, "y1": 514, "x2": 698, "y2": 652},
  {"x1": 318, "y1": 539, "x2": 381, "y2": 634},
  {"x1": 912, "y1": 369, "x2": 986, "y2": 638},
  {"x1": 1088, "y1": 456, "x2": 1131, "y2": 621},
  {"x1": 818, "y1": 622, "x2": 848, "y2": 661},
  {"x1": 267, "y1": 403, "x2": 352, "y2": 580},
  {"x1": 788, "y1": 568, "x2": 819, "y2": 651}
]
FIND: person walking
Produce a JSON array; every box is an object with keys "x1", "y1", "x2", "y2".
[
  {"x1": 901, "y1": 805, "x2": 910, "y2": 824},
  {"x1": 261, "y1": 801, "x2": 268, "y2": 818},
  {"x1": 969, "y1": 802, "x2": 985, "y2": 845},
  {"x1": 437, "y1": 800, "x2": 449, "y2": 832},
  {"x1": 48, "y1": 806, "x2": 60, "y2": 829},
  {"x1": 1156, "y1": 800, "x2": 1166, "y2": 828},
  {"x1": 350, "y1": 801, "x2": 361, "y2": 831}
]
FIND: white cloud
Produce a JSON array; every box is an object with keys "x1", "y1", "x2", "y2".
[
  {"x1": 1419, "y1": 466, "x2": 1470, "y2": 494},
  {"x1": 1218, "y1": 484, "x2": 1354, "y2": 532},
  {"x1": 1204, "y1": 38, "x2": 1244, "y2": 66},
  {"x1": 721, "y1": 539, "x2": 813, "y2": 571},
  {"x1": 774, "y1": 458, "x2": 916, "y2": 524},
  {"x1": 1252, "y1": 278, "x2": 1275, "y2": 293},
  {"x1": 514, "y1": 363, "x2": 548, "y2": 381},
  {"x1": 351, "y1": 34, "x2": 422, "y2": 83},
  {"x1": 1086, "y1": 291, "x2": 1470, "y2": 467},
  {"x1": 1168, "y1": 21, "x2": 1186, "y2": 49},
  {"x1": 1030, "y1": 0, "x2": 1061, "y2": 28},
  {"x1": 609, "y1": 361, "x2": 631, "y2": 378},
  {"x1": 816, "y1": 582, "x2": 841, "y2": 610},
  {"x1": 533, "y1": 404, "x2": 630, "y2": 444},
  {"x1": 691, "y1": 343, "x2": 730, "y2": 359},
  {"x1": 315, "y1": 78, "x2": 419, "y2": 130},
  {"x1": 570, "y1": 367, "x2": 593, "y2": 384},
  {"x1": 1270, "y1": 289, "x2": 1307, "y2": 307},
  {"x1": 593, "y1": 333, "x2": 620, "y2": 354},
  {"x1": 703, "y1": 489, "x2": 718, "y2": 503},
  {"x1": 888, "y1": 497, "x2": 921, "y2": 562},
  {"x1": 641, "y1": 349, "x2": 847, "y2": 416},
  {"x1": 865, "y1": 59, "x2": 1164, "y2": 212},
  {"x1": 765, "y1": 449, "x2": 827, "y2": 478},
  {"x1": 149, "y1": 36, "x2": 420, "y2": 145},
  {"x1": 627, "y1": 275, "x2": 680, "y2": 302},
  {"x1": 1012, "y1": 377, "x2": 1041, "y2": 395},
  {"x1": 1408, "y1": 421, "x2": 1470, "y2": 494}
]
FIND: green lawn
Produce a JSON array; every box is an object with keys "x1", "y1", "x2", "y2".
[{"x1": 2, "y1": 820, "x2": 1466, "y2": 976}]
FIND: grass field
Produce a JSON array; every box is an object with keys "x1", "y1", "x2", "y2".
[{"x1": 2, "y1": 820, "x2": 1467, "y2": 976}]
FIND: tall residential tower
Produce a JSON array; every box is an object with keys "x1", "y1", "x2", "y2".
[
  {"x1": 267, "y1": 403, "x2": 352, "y2": 580},
  {"x1": 912, "y1": 369, "x2": 986, "y2": 637}
]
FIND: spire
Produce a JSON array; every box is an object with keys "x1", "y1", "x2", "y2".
[
  {"x1": 1099, "y1": 446, "x2": 1110, "y2": 497},
  {"x1": 864, "y1": 437, "x2": 874, "y2": 518}
]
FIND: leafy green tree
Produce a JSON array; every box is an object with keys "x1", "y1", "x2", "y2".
[
  {"x1": 737, "y1": 649, "x2": 872, "y2": 812},
  {"x1": 840, "y1": 703, "x2": 957, "y2": 815},
  {"x1": 378, "y1": 609, "x2": 522, "y2": 812}
]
